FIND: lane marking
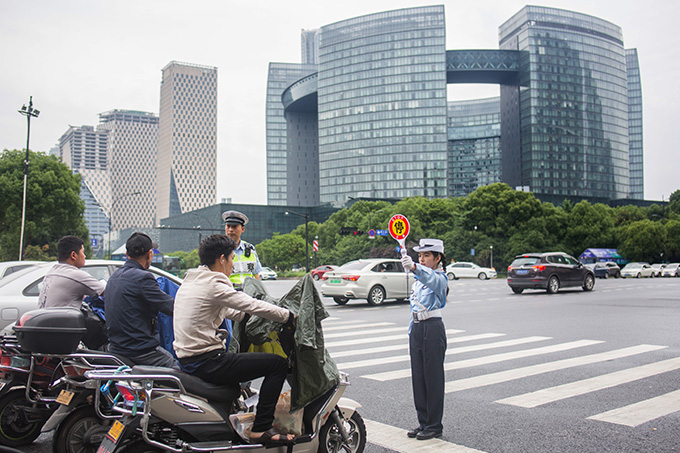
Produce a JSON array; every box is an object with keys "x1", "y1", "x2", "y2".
[
  {"x1": 497, "y1": 357, "x2": 680, "y2": 408},
  {"x1": 445, "y1": 345, "x2": 667, "y2": 393},
  {"x1": 323, "y1": 322, "x2": 395, "y2": 332},
  {"x1": 337, "y1": 336, "x2": 550, "y2": 370},
  {"x1": 365, "y1": 419, "x2": 486, "y2": 452},
  {"x1": 330, "y1": 333, "x2": 506, "y2": 359},
  {"x1": 588, "y1": 389, "x2": 680, "y2": 427},
  {"x1": 364, "y1": 340, "x2": 602, "y2": 381},
  {"x1": 324, "y1": 326, "x2": 404, "y2": 339},
  {"x1": 326, "y1": 329, "x2": 464, "y2": 348}
]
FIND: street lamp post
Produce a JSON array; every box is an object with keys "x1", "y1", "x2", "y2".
[
  {"x1": 285, "y1": 210, "x2": 309, "y2": 272},
  {"x1": 471, "y1": 225, "x2": 477, "y2": 261},
  {"x1": 17, "y1": 97, "x2": 40, "y2": 261},
  {"x1": 367, "y1": 209, "x2": 383, "y2": 257},
  {"x1": 108, "y1": 191, "x2": 141, "y2": 258},
  {"x1": 490, "y1": 245, "x2": 493, "y2": 269}
]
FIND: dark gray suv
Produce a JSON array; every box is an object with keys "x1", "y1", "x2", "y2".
[{"x1": 507, "y1": 252, "x2": 595, "y2": 294}]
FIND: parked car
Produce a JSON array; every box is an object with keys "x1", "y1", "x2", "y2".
[
  {"x1": 507, "y1": 252, "x2": 595, "y2": 294},
  {"x1": 320, "y1": 259, "x2": 412, "y2": 306},
  {"x1": 0, "y1": 260, "x2": 182, "y2": 330},
  {"x1": 620, "y1": 262, "x2": 654, "y2": 278},
  {"x1": 650, "y1": 263, "x2": 667, "y2": 278},
  {"x1": 661, "y1": 263, "x2": 680, "y2": 277},
  {"x1": 602, "y1": 261, "x2": 622, "y2": 278},
  {"x1": 446, "y1": 262, "x2": 496, "y2": 280},
  {"x1": 259, "y1": 267, "x2": 277, "y2": 280},
  {"x1": 585, "y1": 263, "x2": 609, "y2": 279},
  {"x1": 0, "y1": 260, "x2": 42, "y2": 279},
  {"x1": 311, "y1": 265, "x2": 337, "y2": 281}
]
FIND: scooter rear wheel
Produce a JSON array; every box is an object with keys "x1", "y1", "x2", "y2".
[
  {"x1": 318, "y1": 411, "x2": 366, "y2": 453},
  {"x1": 0, "y1": 388, "x2": 44, "y2": 447},
  {"x1": 52, "y1": 405, "x2": 108, "y2": 453}
]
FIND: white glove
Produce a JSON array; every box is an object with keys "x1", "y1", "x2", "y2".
[{"x1": 401, "y1": 255, "x2": 415, "y2": 271}]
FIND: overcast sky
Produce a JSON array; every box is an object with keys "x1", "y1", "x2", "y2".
[{"x1": 1, "y1": 0, "x2": 678, "y2": 205}]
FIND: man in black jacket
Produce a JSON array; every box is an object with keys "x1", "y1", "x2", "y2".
[{"x1": 105, "y1": 232, "x2": 178, "y2": 369}]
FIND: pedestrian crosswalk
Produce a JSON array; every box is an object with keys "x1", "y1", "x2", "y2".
[{"x1": 322, "y1": 317, "x2": 680, "y2": 430}]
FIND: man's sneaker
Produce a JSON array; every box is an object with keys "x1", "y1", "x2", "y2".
[
  {"x1": 416, "y1": 430, "x2": 442, "y2": 440},
  {"x1": 406, "y1": 427, "x2": 422, "y2": 438}
]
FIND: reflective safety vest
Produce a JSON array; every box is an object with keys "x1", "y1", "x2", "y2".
[{"x1": 230, "y1": 242, "x2": 258, "y2": 286}]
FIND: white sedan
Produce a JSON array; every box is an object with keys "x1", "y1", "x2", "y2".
[
  {"x1": 0, "y1": 260, "x2": 182, "y2": 330},
  {"x1": 620, "y1": 262, "x2": 654, "y2": 278},
  {"x1": 446, "y1": 262, "x2": 497, "y2": 280}
]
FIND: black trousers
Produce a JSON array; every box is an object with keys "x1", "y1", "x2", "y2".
[
  {"x1": 189, "y1": 351, "x2": 288, "y2": 432},
  {"x1": 409, "y1": 318, "x2": 447, "y2": 433}
]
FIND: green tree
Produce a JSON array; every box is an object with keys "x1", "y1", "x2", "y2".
[
  {"x1": 562, "y1": 201, "x2": 616, "y2": 257},
  {"x1": 663, "y1": 219, "x2": 680, "y2": 262},
  {"x1": 617, "y1": 220, "x2": 666, "y2": 263},
  {"x1": 0, "y1": 149, "x2": 89, "y2": 260},
  {"x1": 668, "y1": 189, "x2": 680, "y2": 216},
  {"x1": 256, "y1": 233, "x2": 307, "y2": 270}
]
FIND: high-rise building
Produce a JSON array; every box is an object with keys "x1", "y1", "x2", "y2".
[
  {"x1": 448, "y1": 98, "x2": 501, "y2": 197},
  {"x1": 266, "y1": 63, "x2": 318, "y2": 206},
  {"x1": 301, "y1": 29, "x2": 321, "y2": 64},
  {"x1": 626, "y1": 49, "x2": 644, "y2": 199},
  {"x1": 98, "y1": 110, "x2": 159, "y2": 230},
  {"x1": 271, "y1": 5, "x2": 643, "y2": 206},
  {"x1": 156, "y1": 61, "x2": 218, "y2": 224},
  {"x1": 58, "y1": 125, "x2": 111, "y2": 248}
]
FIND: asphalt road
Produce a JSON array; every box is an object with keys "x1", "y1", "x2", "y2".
[{"x1": 26, "y1": 276, "x2": 680, "y2": 452}]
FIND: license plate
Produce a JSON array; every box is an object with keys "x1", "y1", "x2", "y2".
[
  {"x1": 329, "y1": 278, "x2": 342, "y2": 284},
  {"x1": 56, "y1": 389, "x2": 74, "y2": 405},
  {"x1": 516, "y1": 269, "x2": 528, "y2": 275}
]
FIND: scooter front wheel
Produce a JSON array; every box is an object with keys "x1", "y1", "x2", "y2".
[
  {"x1": 318, "y1": 410, "x2": 366, "y2": 453},
  {"x1": 0, "y1": 388, "x2": 44, "y2": 447}
]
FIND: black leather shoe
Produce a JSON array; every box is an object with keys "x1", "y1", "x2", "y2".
[
  {"x1": 416, "y1": 430, "x2": 442, "y2": 440},
  {"x1": 406, "y1": 427, "x2": 421, "y2": 438}
]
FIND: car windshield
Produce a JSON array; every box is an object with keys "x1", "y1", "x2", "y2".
[
  {"x1": 0, "y1": 263, "x2": 51, "y2": 289},
  {"x1": 623, "y1": 263, "x2": 641, "y2": 269},
  {"x1": 511, "y1": 257, "x2": 539, "y2": 267}
]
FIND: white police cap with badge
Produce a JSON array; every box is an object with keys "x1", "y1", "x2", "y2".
[
  {"x1": 222, "y1": 210, "x2": 249, "y2": 226},
  {"x1": 413, "y1": 238, "x2": 444, "y2": 253}
]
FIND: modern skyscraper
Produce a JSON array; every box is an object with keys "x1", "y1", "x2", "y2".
[
  {"x1": 271, "y1": 5, "x2": 644, "y2": 206},
  {"x1": 156, "y1": 61, "x2": 218, "y2": 224},
  {"x1": 266, "y1": 63, "x2": 318, "y2": 206},
  {"x1": 58, "y1": 125, "x2": 111, "y2": 247},
  {"x1": 626, "y1": 49, "x2": 644, "y2": 199},
  {"x1": 301, "y1": 29, "x2": 321, "y2": 64},
  {"x1": 98, "y1": 109, "x2": 159, "y2": 230}
]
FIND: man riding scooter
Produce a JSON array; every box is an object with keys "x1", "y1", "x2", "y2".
[{"x1": 173, "y1": 234, "x2": 296, "y2": 445}]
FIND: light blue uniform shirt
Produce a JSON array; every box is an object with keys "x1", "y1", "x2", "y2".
[
  {"x1": 233, "y1": 240, "x2": 262, "y2": 275},
  {"x1": 409, "y1": 265, "x2": 448, "y2": 332}
]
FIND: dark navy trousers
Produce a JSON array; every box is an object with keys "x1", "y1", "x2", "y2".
[{"x1": 409, "y1": 317, "x2": 447, "y2": 433}]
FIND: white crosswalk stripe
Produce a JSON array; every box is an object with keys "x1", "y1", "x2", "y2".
[
  {"x1": 325, "y1": 329, "x2": 464, "y2": 348},
  {"x1": 445, "y1": 344, "x2": 667, "y2": 393},
  {"x1": 587, "y1": 389, "x2": 680, "y2": 427},
  {"x1": 365, "y1": 419, "x2": 487, "y2": 452},
  {"x1": 323, "y1": 321, "x2": 395, "y2": 332},
  {"x1": 336, "y1": 336, "x2": 551, "y2": 370},
  {"x1": 497, "y1": 357, "x2": 680, "y2": 408},
  {"x1": 364, "y1": 339, "x2": 603, "y2": 381}
]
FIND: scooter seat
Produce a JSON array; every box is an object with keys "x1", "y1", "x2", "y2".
[{"x1": 131, "y1": 365, "x2": 240, "y2": 403}]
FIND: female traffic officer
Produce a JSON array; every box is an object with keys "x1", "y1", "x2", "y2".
[{"x1": 400, "y1": 239, "x2": 448, "y2": 441}]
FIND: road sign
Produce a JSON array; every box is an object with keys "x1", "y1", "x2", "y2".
[
  {"x1": 368, "y1": 229, "x2": 376, "y2": 239},
  {"x1": 91, "y1": 238, "x2": 98, "y2": 247},
  {"x1": 376, "y1": 229, "x2": 389, "y2": 236},
  {"x1": 313, "y1": 240, "x2": 319, "y2": 252},
  {"x1": 388, "y1": 215, "x2": 410, "y2": 241}
]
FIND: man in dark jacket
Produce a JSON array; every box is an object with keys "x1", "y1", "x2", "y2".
[{"x1": 105, "y1": 232, "x2": 178, "y2": 369}]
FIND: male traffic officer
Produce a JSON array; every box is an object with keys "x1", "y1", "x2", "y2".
[{"x1": 222, "y1": 210, "x2": 262, "y2": 288}]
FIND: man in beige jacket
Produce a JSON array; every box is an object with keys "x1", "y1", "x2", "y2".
[{"x1": 173, "y1": 235, "x2": 295, "y2": 445}]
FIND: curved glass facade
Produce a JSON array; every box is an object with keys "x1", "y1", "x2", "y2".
[
  {"x1": 317, "y1": 6, "x2": 448, "y2": 204},
  {"x1": 499, "y1": 6, "x2": 630, "y2": 201}
]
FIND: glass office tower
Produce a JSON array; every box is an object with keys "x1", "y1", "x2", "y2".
[
  {"x1": 448, "y1": 97, "x2": 502, "y2": 197},
  {"x1": 499, "y1": 6, "x2": 630, "y2": 202},
  {"x1": 317, "y1": 6, "x2": 449, "y2": 205},
  {"x1": 626, "y1": 48, "x2": 644, "y2": 199}
]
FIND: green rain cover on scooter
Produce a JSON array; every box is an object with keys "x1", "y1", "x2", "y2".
[{"x1": 233, "y1": 274, "x2": 340, "y2": 412}]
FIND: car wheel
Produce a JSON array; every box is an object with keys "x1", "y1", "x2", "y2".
[
  {"x1": 636, "y1": 273, "x2": 641, "y2": 278},
  {"x1": 367, "y1": 286, "x2": 386, "y2": 306},
  {"x1": 546, "y1": 275, "x2": 560, "y2": 294},
  {"x1": 615, "y1": 271, "x2": 621, "y2": 278},
  {"x1": 333, "y1": 297, "x2": 349, "y2": 305},
  {"x1": 511, "y1": 287, "x2": 523, "y2": 294},
  {"x1": 583, "y1": 274, "x2": 595, "y2": 291},
  {"x1": 651, "y1": 273, "x2": 655, "y2": 278},
  {"x1": 603, "y1": 271, "x2": 609, "y2": 279},
  {"x1": 313, "y1": 274, "x2": 320, "y2": 281},
  {"x1": 478, "y1": 272, "x2": 487, "y2": 280},
  {"x1": 447, "y1": 272, "x2": 455, "y2": 281}
]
